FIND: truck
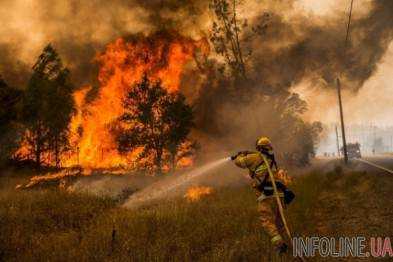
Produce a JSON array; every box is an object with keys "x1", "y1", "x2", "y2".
[{"x1": 342, "y1": 143, "x2": 362, "y2": 159}]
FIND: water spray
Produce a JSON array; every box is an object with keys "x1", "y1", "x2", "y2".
[{"x1": 123, "y1": 157, "x2": 231, "y2": 208}]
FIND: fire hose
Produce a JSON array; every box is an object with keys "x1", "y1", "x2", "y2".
[{"x1": 262, "y1": 155, "x2": 306, "y2": 262}]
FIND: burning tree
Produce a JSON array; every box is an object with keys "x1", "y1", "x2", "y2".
[
  {"x1": 62, "y1": 34, "x2": 205, "y2": 169},
  {"x1": 117, "y1": 75, "x2": 194, "y2": 174},
  {"x1": 21, "y1": 44, "x2": 75, "y2": 168}
]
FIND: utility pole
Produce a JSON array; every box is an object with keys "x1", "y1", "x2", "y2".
[
  {"x1": 335, "y1": 125, "x2": 341, "y2": 157},
  {"x1": 337, "y1": 78, "x2": 348, "y2": 163},
  {"x1": 337, "y1": 0, "x2": 354, "y2": 164}
]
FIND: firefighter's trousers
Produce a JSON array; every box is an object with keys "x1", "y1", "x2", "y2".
[{"x1": 258, "y1": 197, "x2": 285, "y2": 244}]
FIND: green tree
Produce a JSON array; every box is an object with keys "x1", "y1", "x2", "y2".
[
  {"x1": 22, "y1": 44, "x2": 75, "y2": 168},
  {"x1": 0, "y1": 76, "x2": 23, "y2": 165},
  {"x1": 117, "y1": 75, "x2": 194, "y2": 174}
]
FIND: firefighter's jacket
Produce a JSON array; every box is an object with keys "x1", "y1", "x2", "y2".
[
  {"x1": 234, "y1": 151, "x2": 287, "y2": 201},
  {"x1": 234, "y1": 151, "x2": 273, "y2": 178}
]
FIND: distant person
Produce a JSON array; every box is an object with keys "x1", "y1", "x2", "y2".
[{"x1": 231, "y1": 137, "x2": 295, "y2": 254}]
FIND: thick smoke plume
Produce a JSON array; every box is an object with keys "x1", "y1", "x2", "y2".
[
  {"x1": 0, "y1": 1, "x2": 391, "y2": 91},
  {"x1": 0, "y1": 0, "x2": 392, "y2": 161},
  {"x1": 0, "y1": 0, "x2": 208, "y2": 87},
  {"x1": 245, "y1": 0, "x2": 393, "y2": 93}
]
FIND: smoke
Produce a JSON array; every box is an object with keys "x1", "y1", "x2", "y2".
[
  {"x1": 68, "y1": 173, "x2": 158, "y2": 199},
  {"x1": 0, "y1": 0, "x2": 151, "y2": 86},
  {"x1": 1, "y1": 0, "x2": 391, "y2": 90},
  {"x1": 192, "y1": 0, "x2": 393, "y2": 157},
  {"x1": 0, "y1": 44, "x2": 30, "y2": 88},
  {"x1": 67, "y1": 157, "x2": 246, "y2": 206},
  {"x1": 245, "y1": 0, "x2": 393, "y2": 93},
  {"x1": 296, "y1": 42, "x2": 393, "y2": 125},
  {"x1": 0, "y1": 0, "x2": 392, "y2": 160},
  {"x1": 0, "y1": 0, "x2": 211, "y2": 87}
]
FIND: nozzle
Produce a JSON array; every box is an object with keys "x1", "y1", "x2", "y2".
[{"x1": 230, "y1": 151, "x2": 242, "y2": 161}]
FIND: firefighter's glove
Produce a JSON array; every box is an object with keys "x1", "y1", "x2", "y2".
[{"x1": 283, "y1": 189, "x2": 295, "y2": 204}]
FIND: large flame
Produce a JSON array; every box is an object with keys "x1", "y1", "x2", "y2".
[{"x1": 63, "y1": 33, "x2": 208, "y2": 169}]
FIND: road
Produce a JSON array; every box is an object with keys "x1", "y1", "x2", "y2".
[{"x1": 352, "y1": 155, "x2": 393, "y2": 174}]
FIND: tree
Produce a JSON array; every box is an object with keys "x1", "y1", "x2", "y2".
[
  {"x1": 46, "y1": 65, "x2": 75, "y2": 167},
  {"x1": 22, "y1": 44, "x2": 75, "y2": 168},
  {"x1": 209, "y1": 0, "x2": 270, "y2": 78},
  {"x1": 117, "y1": 75, "x2": 194, "y2": 174},
  {"x1": 163, "y1": 94, "x2": 195, "y2": 171},
  {"x1": 207, "y1": 0, "x2": 322, "y2": 166},
  {"x1": 0, "y1": 76, "x2": 23, "y2": 165},
  {"x1": 210, "y1": 0, "x2": 247, "y2": 80}
]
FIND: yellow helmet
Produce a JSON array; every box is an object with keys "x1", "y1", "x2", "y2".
[{"x1": 256, "y1": 136, "x2": 272, "y2": 149}]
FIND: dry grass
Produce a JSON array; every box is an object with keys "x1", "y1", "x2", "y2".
[
  {"x1": 1, "y1": 163, "x2": 391, "y2": 261},
  {"x1": 0, "y1": 173, "x2": 274, "y2": 261}
]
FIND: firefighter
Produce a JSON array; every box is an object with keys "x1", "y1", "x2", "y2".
[{"x1": 231, "y1": 136, "x2": 295, "y2": 254}]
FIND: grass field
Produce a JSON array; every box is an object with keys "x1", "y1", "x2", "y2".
[{"x1": 0, "y1": 161, "x2": 392, "y2": 261}]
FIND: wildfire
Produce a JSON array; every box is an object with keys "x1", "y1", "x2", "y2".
[
  {"x1": 62, "y1": 32, "x2": 208, "y2": 169},
  {"x1": 184, "y1": 186, "x2": 214, "y2": 202},
  {"x1": 15, "y1": 168, "x2": 81, "y2": 190}
]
